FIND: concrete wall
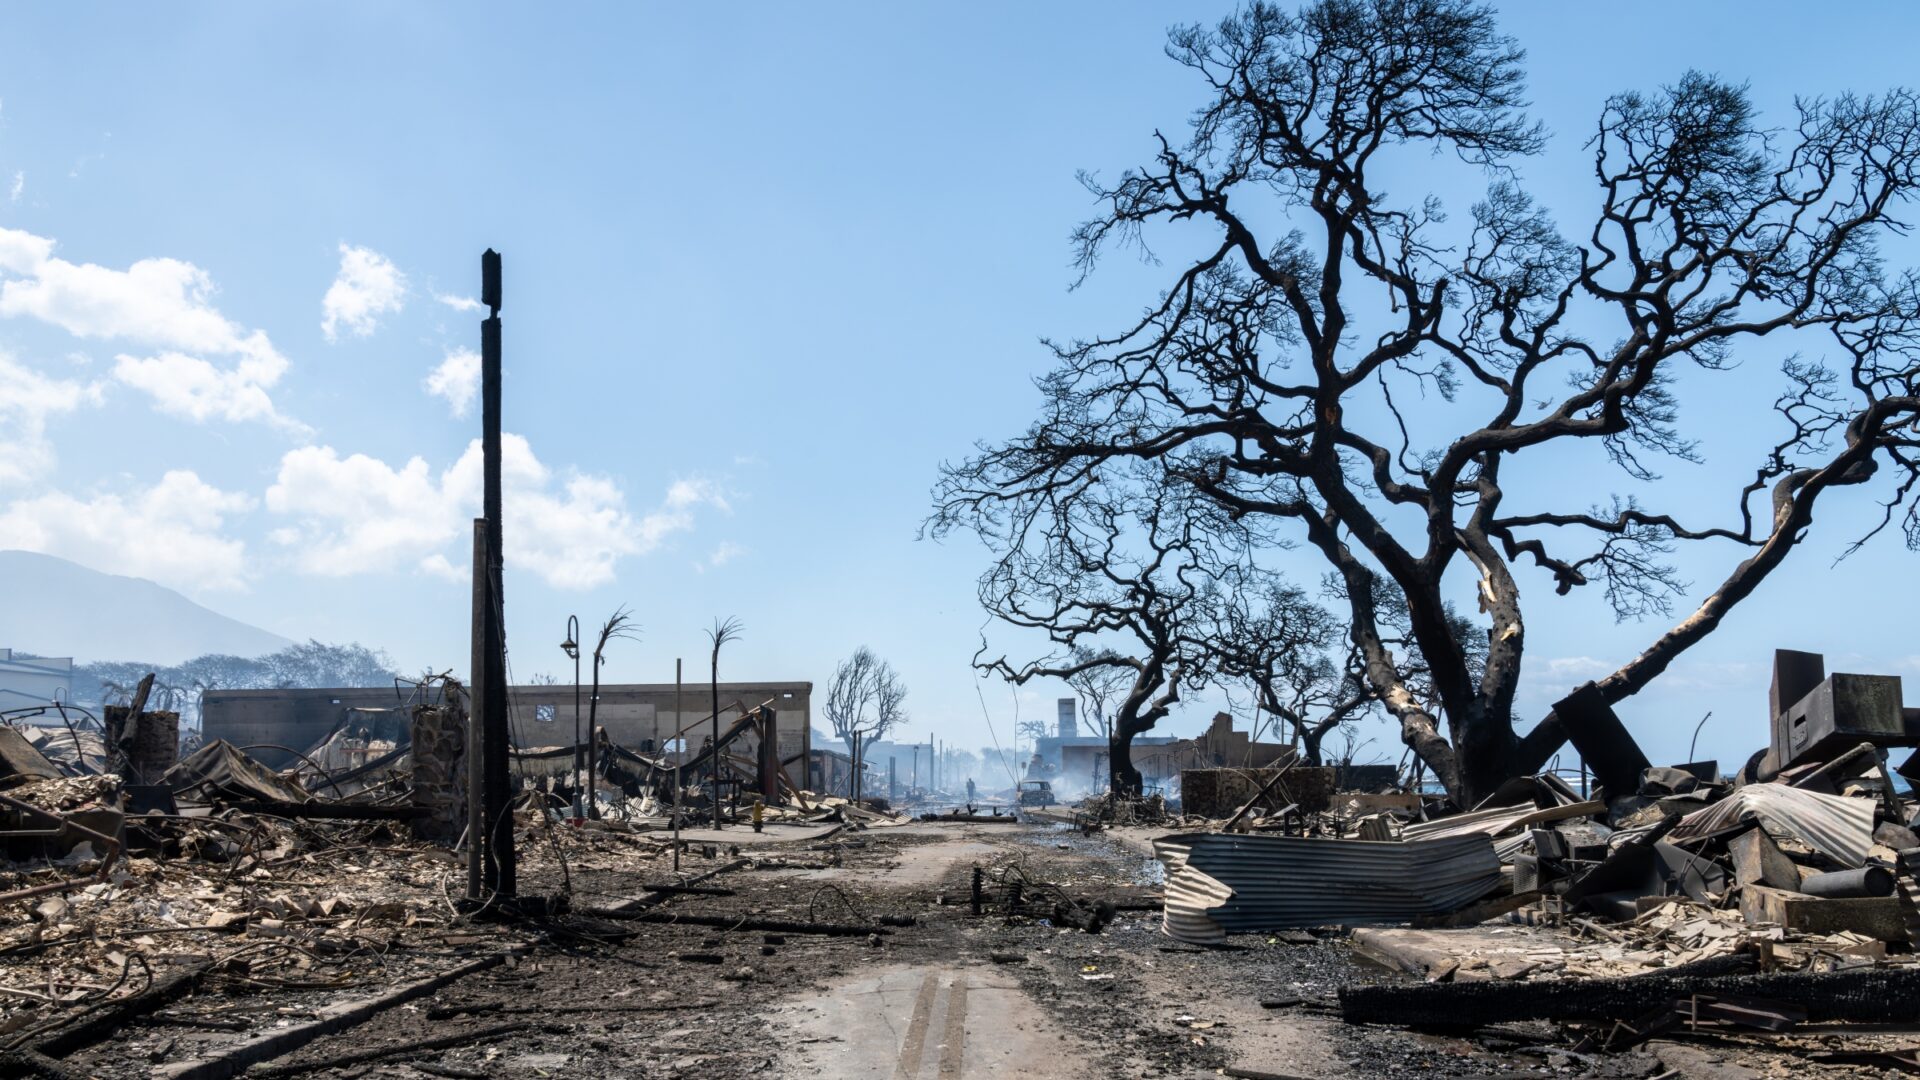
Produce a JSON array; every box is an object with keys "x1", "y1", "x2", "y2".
[{"x1": 203, "y1": 681, "x2": 812, "y2": 768}]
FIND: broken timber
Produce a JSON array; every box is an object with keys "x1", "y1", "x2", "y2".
[
  {"x1": 579, "y1": 909, "x2": 892, "y2": 937},
  {"x1": 154, "y1": 950, "x2": 517, "y2": 1080},
  {"x1": 1339, "y1": 966, "x2": 1920, "y2": 1029}
]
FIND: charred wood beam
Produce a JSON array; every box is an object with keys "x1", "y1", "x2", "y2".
[
  {"x1": 1339, "y1": 966, "x2": 1920, "y2": 1029},
  {"x1": 578, "y1": 909, "x2": 891, "y2": 937},
  {"x1": 18, "y1": 961, "x2": 212, "y2": 1060},
  {"x1": 152, "y1": 950, "x2": 515, "y2": 1080},
  {"x1": 600, "y1": 858, "x2": 753, "y2": 914},
  {"x1": 247, "y1": 1022, "x2": 532, "y2": 1079}
]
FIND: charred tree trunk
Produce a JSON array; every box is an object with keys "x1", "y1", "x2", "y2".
[
  {"x1": 1300, "y1": 727, "x2": 1325, "y2": 767},
  {"x1": 1108, "y1": 726, "x2": 1143, "y2": 798}
]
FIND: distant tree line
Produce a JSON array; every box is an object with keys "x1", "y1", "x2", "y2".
[{"x1": 74, "y1": 640, "x2": 402, "y2": 729}]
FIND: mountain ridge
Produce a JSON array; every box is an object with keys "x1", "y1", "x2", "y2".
[{"x1": 0, "y1": 549, "x2": 295, "y2": 665}]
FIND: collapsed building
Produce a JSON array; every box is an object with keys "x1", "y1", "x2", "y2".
[{"x1": 201, "y1": 680, "x2": 817, "y2": 789}]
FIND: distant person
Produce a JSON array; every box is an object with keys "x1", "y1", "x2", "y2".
[{"x1": 966, "y1": 777, "x2": 977, "y2": 804}]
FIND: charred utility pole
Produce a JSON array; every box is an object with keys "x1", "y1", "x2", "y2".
[
  {"x1": 466, "y1": 522, "x2": 485, "y2": 900},
  {"x1": 473, "y1": 249, "x2": 514, "y2": 899}
]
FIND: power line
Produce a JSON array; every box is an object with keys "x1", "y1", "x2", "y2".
[{"x1": 973, "y1": 678, "x2": 1021, "y2": 788}]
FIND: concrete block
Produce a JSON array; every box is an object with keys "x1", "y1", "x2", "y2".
[{"x1": 1739, "y1": 884, "x2": 1907, "y2": 942}]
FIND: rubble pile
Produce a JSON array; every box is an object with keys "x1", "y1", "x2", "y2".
[
  {"x1": 1141, "y1": 649, "x2": 1920, "y2": 1061},
  {"x1": 1071, "y1": 790, "x2": 1175, "y2": 827},
  {"x1": 0, "y1": 684, "x2": 922, "y2": 1074}
]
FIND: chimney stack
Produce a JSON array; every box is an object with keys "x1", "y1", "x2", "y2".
[{"x1": 1057, "y1": 698, "x2": 1078, "y2": 739}]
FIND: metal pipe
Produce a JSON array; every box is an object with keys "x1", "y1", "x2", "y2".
[
  {"x1": 566, "y1": 614, "x2": 580, "y2": 818},
  {"x1": 1801, "y1": 867, "x2": 1895, "y2": 898},
  {"x1": 52, "y1": 703, "x2": 94, "y2": 776},
  {"x1": 235, "y1": 744, "x2": 343, "y2": 797}
]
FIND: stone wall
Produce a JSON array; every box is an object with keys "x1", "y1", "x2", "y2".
[{"x1": 410, "y1": 703, "x2": 467, "y2": 844}]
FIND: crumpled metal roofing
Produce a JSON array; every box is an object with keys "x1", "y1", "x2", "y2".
[
  {"x1": 1401, "y1": 799, "x2": 1605, "y2": 843},
  {"x1": 1153, "y1": 832, "x2": 1504, "y2": 944},
  {"x1": 160, "y1": 739, "x2": 315, "y2": 804},
  {"x1": 1667, "y1": 783, "x2": 1875, "y2": 868}
]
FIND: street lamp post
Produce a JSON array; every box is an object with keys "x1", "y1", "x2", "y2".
[{"x1": 561, "y1": 617, "x2": 581, "y2": 819}]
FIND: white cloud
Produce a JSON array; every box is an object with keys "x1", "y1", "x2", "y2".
[
  {"x1": 666, "y1": 477, "x2": 731, "y2": 514},
  {"x1": 266, "y1": 445, "x2": 455, "y2": 577},
  {"x1": 419, "y1": 552, "x2": 464, "y2": 582},
  {"x1": 0, "y1": 227, "x2": 55, "y2": 275},
  {"x1": 696, "y1": 540, "x2": 747, "y2": 573},
  {"x1": 0, "y1": 226, "x2": 298, "y2": 428},
  {"x1": 0, "y1": 351, "x2": 104, "y2": 487},
  {"x1": 112, "y1": 351, "x2": 294, "y2": 427},
  {"x1": 434, "y1": 292, "x2": 484, "y2": 314},
  {"x1": 0, "y1": 470, "x2": 252, "y2": 591},
  {"x1": 320, "y1": 243, "x2": 407, "y2": 342},
  {"x1": 8, "y1": 172, "x2": 21, "y2": 203},
  {"x1": 423, "y1": 347, "x2": 480, "y2": 417},
  {"x1": 1540, "y1": 656, "x2": 1613, "y2": 680},
  {"x1": 641, "y1": 477, "x2": 731, "y2": 551},
  {"x1": 265, "y1": 434, "x2": 727, "y2": 589}
]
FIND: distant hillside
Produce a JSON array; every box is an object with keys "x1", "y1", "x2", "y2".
[{"x1": 0, "y1": 550, "x2": 294, "y2": 664}]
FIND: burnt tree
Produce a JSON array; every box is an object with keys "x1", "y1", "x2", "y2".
[
  {"x1": 1211, "y1": 576, "x2": 1371, "y2": 766},
  {"x1": 1063, "y1": 648, "x2": 1133, "y2": 740},
  {"x1": 968, "y1": 474, "x2": 1225, "y2": 797},
  {"x1": 933, "y1": 0, "x2": 1920, "y2": 804},
  {"x1": 822, "y1": 646, "x2": 908, "y2": 795}
]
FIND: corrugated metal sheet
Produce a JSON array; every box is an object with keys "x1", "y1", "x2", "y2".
[
  {"x1": 1401, "y1": 800, "x2": 1605, "y2": 842},
  {"x1": 1668, "y1": 783, "x2": 1874, "y2": 868},
  {"x1": 1153, "y1": 832, "x2": 1504, "y2": 943}
]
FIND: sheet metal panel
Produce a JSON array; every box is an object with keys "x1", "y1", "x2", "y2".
[
  {"x1": 1668, "y1": 783, "x2": 1874, "y2": 868},
  {"x1": 1401, "y1": 800, "x2": 1605, "y2": 842},
  {"x1": 1153, "y1": 832, "x2": 1503, "y2": 943}
]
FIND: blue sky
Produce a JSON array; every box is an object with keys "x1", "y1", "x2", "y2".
[{"x1": 1, "y1": 3, "x2": 1916, "y2": 774}]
